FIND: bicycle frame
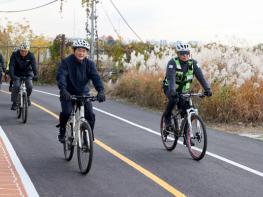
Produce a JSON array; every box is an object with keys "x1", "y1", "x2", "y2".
[
  {"x1": 182, "y1": 93, "x2": 204, "y2": 138},
  {"x1": 69, "y1": 101, "x2": 86, "y2": 148},
  {"x1": 173, "y1": 93, "x2": 203, "y2": 136}
]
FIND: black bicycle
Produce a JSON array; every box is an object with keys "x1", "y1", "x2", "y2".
[
  {"x1": 160, "y1": 93, "x2": 207, "y2": 160},
  {"x1": 63, "y1": 95, "x2": 97, "y2": 175},
  {"x1": 16, "y1": 77, "x2": 28, "y2": 123}
]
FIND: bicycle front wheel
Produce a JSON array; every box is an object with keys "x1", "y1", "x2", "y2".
[
  {"x1": 77, "y1": 122, "x2": 93, "y2": 175},
  {"x1": 63, "y1": 123, "x2": 74, "y2": 161},
  {"x1": 160, "y1": 113, "x2": 178, "y2": 151},
  {"x1": 185, "y1": 114, "x2": 207, "y2": 160},
  {"x1": 21, "y1": 93, "x2": 28, "y2": 123}
]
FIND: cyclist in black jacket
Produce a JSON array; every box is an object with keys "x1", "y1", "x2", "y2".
[
  {"x1": 163, "y1": 41, "x2": 212, "y2": 131},
  {"x1": 0, "y1": 52, "x2": 5, "y2": 89},
  {"x1": 56, "y1": 39, "x2": 105, "y2": 143},
  {"x1": 9, "y1": 41, "x2": 38, "y2": 110}
]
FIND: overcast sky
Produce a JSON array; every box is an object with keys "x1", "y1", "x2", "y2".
[{"x1": 0, "y1": 0, "x2": 262, "y2": 46}]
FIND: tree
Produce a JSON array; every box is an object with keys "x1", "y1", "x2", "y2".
[{"x1": 0, "y1": 20, "x2": 33, "y2": 46}]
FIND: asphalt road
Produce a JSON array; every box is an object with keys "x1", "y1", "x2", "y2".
[{"x1": 0, "y1": 84, "x2": 263, "y2": 197}]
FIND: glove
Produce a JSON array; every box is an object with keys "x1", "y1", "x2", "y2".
[
  {"x1": 204, "y1": 89, "x2": 212, "y2": 97},
  {"x1": 33, "y1": 75, "x2": 38, "y2": 81},
  {"x1": 60, "y1": 89, "x2": 71, "y2": 101},
  {"x1": 97, "y1": 91, "x2": 106, "y2": 103}
]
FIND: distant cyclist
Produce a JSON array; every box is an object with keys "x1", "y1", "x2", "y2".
[
  {"x1": 163, "y1": 41, "x2": 212, "y2": 131},
  {"x1": 56, "y1": 39, "x2": 105, "y2": 143},
  {"x1": 0, "y1": 52, "x2": 6, "y2": 89},
  {"x1": 5, "y1": 47, "x2": 19, "y2": 92},
  {"x1": 9, "y1": 41, "x2": 38, "y2": 110}
]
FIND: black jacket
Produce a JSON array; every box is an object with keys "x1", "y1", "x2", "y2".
[
  {"x1": 166, "y1": 58, "x2": 210, "y2": 94},
  {"x1": 9, "y1": 51, "x2": 37, "y2": 78},
  {"x1": 56, "y1": 54, "x2": 104, "y2": 95},
  {"x1": 0, "y1": 53, "x2": 5, "y2": 72}
]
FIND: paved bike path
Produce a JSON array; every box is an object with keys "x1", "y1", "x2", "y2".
[
  {"x1": 31, "y1": 86, "x2": 263, "y2": 197},
  {"x1": 1, "y1": 85, "x2": 263, "y2": 197},
  {"x1": 0, "y1": 87, "x2": 177, "y2": 197}
]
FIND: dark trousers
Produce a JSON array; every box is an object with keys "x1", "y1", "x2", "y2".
[
  {"x1": 164, "y1": 94, "x2": 190, "y2": 124},
  {"x1": 11, "y1": 77, "x2": 33, "y2": 103},
  {"x1": 59, "y1": 100, "x2": 95, "y2": 131}
]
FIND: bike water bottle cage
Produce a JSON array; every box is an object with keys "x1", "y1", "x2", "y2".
[{"x1": 174, "y1": 58, "x2": 193, "y2": 93}]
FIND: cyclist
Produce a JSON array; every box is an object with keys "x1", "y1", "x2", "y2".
[
  {"x1": 0, "y1": 52, "x2": 5, "y2": 90},
  {"x1": 5, "y1": 47, "x2": 18, "y2": 92},
  {"x1": 56, "y1": 39, "x2": 106, "y2": 143},
  {"x1": 9, "y1": 41, "x2": 38, "y2": 110},
  {"x1": 163, "y1": 41, "x2": 212, "y2": 133}
]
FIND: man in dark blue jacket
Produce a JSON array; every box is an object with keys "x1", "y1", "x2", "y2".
[
  {"x1": 56, "y1": 39, "x2": 105, "y2": 143},
  {"x1": 9, "y1": 41, "x2": 38, "y2": 110},
  {"x1": 0, "y1": 52, "x2": 6, "y2": 89}
]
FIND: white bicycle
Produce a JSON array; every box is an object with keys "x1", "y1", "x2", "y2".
[
  {"x1": 161, "y1": 93, "x2": 207, "y2": 160},
  {"x1": 63, "y1": 95, "x2": 97, "y2": 174}
]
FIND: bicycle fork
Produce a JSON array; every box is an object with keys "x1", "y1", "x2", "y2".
[
  {"x1": 186, "y1": 108, "x2": 202, "y2": 139},
  {"x1": 186, "y1": 108, "x2": 198, "y2": 138},
  {"x1": 19, "y1": 83, "x2": 26, "y2": 108},
  {"x1": 77, "y1": 105, "x2": 86, "y2": 149}
]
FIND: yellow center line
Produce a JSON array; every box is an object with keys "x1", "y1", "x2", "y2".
[
  {"x1": 32, "y1": 102, "x2": 186, "y2": 197},
  {"x1": 95, "y1": 139, "x2": 186, "y2": 197},
  {"x1": 1, "y1": 90, "x2": 187, "y2": 197}
]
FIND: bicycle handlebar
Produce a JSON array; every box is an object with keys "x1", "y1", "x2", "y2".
[
  {"x1": 180, "y1": 92, "x2": 205, "y2": 98},
  {"x1": 71, "y1": 95, "x2": 98, "y2": 102}
]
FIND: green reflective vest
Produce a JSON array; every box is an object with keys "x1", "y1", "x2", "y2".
[{"x1": 164, "y1": 57, "x2": 194, "y2": 93}]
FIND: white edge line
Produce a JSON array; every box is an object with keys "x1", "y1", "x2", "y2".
[
  {"x1": 34, "y1": 89, "x2": 59, "y2": 97},
  {"x1": 0, "y1": 126, "x2": 39, "y2": 197},
  {"x1": 33, "y1": 88, "x2": 263, "y2": 178}
]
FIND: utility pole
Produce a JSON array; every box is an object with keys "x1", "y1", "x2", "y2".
[
  {"x1": 90, "y1": 0, "x2": 95, "y2": 60},
  {"x1": 85, "y1": 0, "x2": 98, "y2": 61}
]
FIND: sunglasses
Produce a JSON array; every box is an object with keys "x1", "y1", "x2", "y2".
[{"x1": 178, "y1": 51, "x2": 190, "y2": 56}]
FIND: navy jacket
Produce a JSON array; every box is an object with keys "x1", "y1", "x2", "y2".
[
  {"x1": 9, "y1": 51, "x2": 37, "y2": 78},
  {"x1": 56, "y1": 54, "x2": 104, "y2": 95}
]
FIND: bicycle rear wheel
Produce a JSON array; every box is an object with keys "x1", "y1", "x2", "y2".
[
  {"x1": 185, "y1": 114, "x2": 207, "y2": 160},
  {"x1": 16, "y1": 93, "x2": 21, "y2": 118},
  {"x1": 160, "y1": 113, "x2": 178, "y2": 151},
  {"x1": 21, "y1": 93, "x2": 28, "y2": 123},
  {"x1": 63, "y1": 123, "x2": 74, "y2": 161},
  {"x1": 77, "y1": 122, "x2": 93, "y2": 175}
]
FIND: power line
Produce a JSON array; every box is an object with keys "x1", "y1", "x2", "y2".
[
  {"x1": 100, "y1": 2, "x2": 122, "y2": 40},
  {"x1": 0, "y1": 0, "x2": 59, "y2": 13},
  {"x1": 108, "y1": 0, "x2": 143, "y2": 42}
]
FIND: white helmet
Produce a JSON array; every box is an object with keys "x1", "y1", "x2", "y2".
[
  {"x1": 175, "y1": 41, "x2": 191, "y2": 52},
  {"x1": 72, "y1": 39, "x2": 90, "y2": 50},
  {"x1": 19, "y1": 41, "x2": 30, "y2": 50}
]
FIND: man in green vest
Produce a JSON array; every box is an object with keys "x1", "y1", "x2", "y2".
[{"x1": 163, "y1": 41, "x2": 212, "y2": 131}]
